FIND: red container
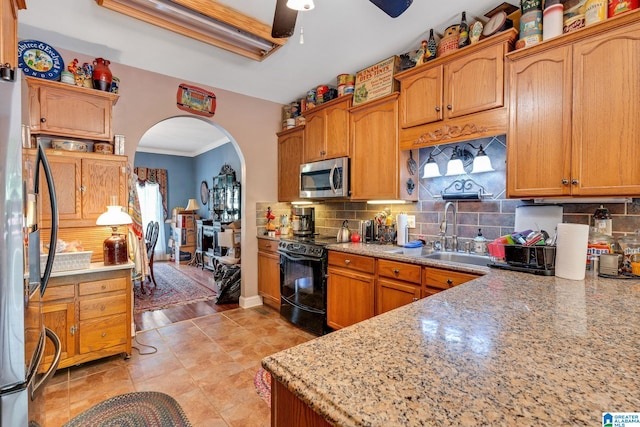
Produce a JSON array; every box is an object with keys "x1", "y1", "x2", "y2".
[
  {"x1": 608, "y1": 0, "x2": 638, "y2": 16},
  {"x1": 92, "y1": 58, "x2": 112, "y2": 92}
]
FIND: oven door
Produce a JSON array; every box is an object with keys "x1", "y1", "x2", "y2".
[{"x1": 279, "y1": 251, "x2": 326, "y2": 313}]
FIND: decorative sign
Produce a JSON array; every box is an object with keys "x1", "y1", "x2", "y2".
[
  {"x1": 353, "y1": 56, "x2": 400, "y2": 106},
  {"x1": 17, "y1": 40, "x2": 64, "y2": 80},
  {"x1": 176, "y1": 83, "x2": 217, "y2": 117}
]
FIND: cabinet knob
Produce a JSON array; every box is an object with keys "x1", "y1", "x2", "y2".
[
  {"x1": 101, "y1": 285, "x2": 106, "y2": 290},
  {"x1": 101, "y1": 332, "x2": 107, "y2": 337},
  {"x1": 265, "y1": 244, "x2": 271, "y2": 248},
  {"x1": 412, "y1": 297, "x2": 418, "y2": 302},
  {"x1": 40, "y1": 117, "x2": 46, "y2": 123},
  {"x1": 446, "y1": 279, "x2": 453, "y2": 286},
  {"x1": 571, "y1": 179, "x2": 579, "y2": 185},
  {"x1": 435, "y1": 106, "x2": 440, "y2": 112},
  {"x1": 562, "y1": 179, "x2": 569, "y2": 185},
  {"x1": 70, "y1": 325, "x2": 76, "y2": 336},
  {"x1": 344, "y1": 259, "x2": 351, "y2": 265},
  {"x1": 447, "y1": 105, "x2": 452, "y2": 110},
  {"x1": 79, "y1": 185, "x2": 86, "y2": 193},
  {"x1": 393, "y1": 269, "x2": 400, "y2": 275},
  {"x1": 100, "y1": 305, "x2": 106, "y2": 311}
]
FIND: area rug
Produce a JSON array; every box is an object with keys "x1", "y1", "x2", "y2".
[
  {"x1": 133, "y1": 263, "x2": 217, "y2": 314},
  {"x1": 254, "y1": 367, "x2": 272, "y2": 407},
  {"x1": 62, "y1": 391, "x2": 192, "y2": 427}
]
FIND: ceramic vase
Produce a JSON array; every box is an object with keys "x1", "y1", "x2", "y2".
[{"x1": 92, "y1": 58, "x2": 112, "y2": 92}]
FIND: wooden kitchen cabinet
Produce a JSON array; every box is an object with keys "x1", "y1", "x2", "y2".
[
  {"x1": 507, "y1": 12, "x2": 640, "y2": 198},
  {"x1": 327, "y1": 251, "x2": 375, "y2": 329},
  {"x1": 423, "y1": 267, "x2": 479, "y2": 297},
  {"x1": 350, "y1": 93, "x2": 417, "y2": 201},
  {"x1": 24, "y1": 76, "x2": 119, "y2": 141},
  {"x1": 396, "y1": 29, "x2": 517, "y2": 150},
  {"x1": 1, "y1": 0, "x2": 25, "y2": 75},
  {"x1": 41, "y1": 266, "x2": 132, "y2": 372},
  {"x1": 257, "y1": 237, "x2": 281, "y2": 309},
  {"x1": 28, "y1": 149, "x2": 128, "y2": 228},
  {"x1": 376, "y1": 259, "x2": 422, "y2": 314},
  {"x1": 303, "y1": 95, "x2": 351, "y2": 163},
  {"x1": 277, "y1": 126, "x2": 304, "y2": 202}
]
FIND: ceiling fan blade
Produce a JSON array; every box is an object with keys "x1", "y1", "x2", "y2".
[
  {"x1": 272, "y1": 0, "x2": 298, "y2": 38},
  {"x1": 369, "y1": 0, "x2": 413, "y2": 18}
]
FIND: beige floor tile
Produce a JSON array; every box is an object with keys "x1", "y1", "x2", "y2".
[
  {"x1": 68, "y1": 367, "x2": 135, "y2": 417},
  {"x1": 173, "y1": 388, "x2": 227, "y2": 427},
  {"x1": 133, "y1": 367, "x2": 197, "y2": 396},
  {"x1": 126, "y1": 349, "x2": 184, "y2": 382},
  {"x1": 200, "y1": 370, "x2": 260, "y2": 413},
  {"x1": 219, "y1": 393, "x2": 271, "y2": 427}
]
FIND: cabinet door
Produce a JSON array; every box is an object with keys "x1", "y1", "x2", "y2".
[
  {"x1": 40, "y1": 155, "x2": 83, "y2": 228},
  {"x1": 572, "y1": 24, "x2": 640, "y2": 196},
  {"x1": 506, "y1": 46, "x2": 573, "y2": 198},
  {"x1": 303, "y1": 113, "x2": 326, "y2": 163},
  {"x1": 327, "y1": 267, "x2": 374, "y2": 330},
  {"x1": 423, "y1": 267, "x2": 479, "y2": 293},
  {"x1": 376, "y1": 278, "x2": 421, "y2": 315},
  {"x1": 445, "y1": 42, "x2": 506, "y2": 119},
  {"x1": 82, "y1": 157, "x2": 126, "y2": 223},
  {"x1": 42, "y1": 301, "x2": 76, "y2": 367},
  {"x1": 324, "y1": 98, "x2": 350, "y2": 159},
  {"x1": 278, "y1": 128, "x2": 304, "y2": 202},
  {"x1": 350, "y1": 95, "x2": 399, "y2": 200},
  {"x1": 79, "y1": 313, "x2": 128, "y2": 354},
  {"x1": 36, "y1": 85, "x2": 114, "y2": 140},
  {"x1": 0, "y1": 0, "x2": 20, "y2": 72},
  {"x1": 398, "y1": 65, "x2": 443, "y2": 128},
  {"x1": 258, "y1": 249, "x2": 281, "y2": 309}
]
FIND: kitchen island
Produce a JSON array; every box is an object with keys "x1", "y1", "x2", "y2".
[{"x1": 262, "y1": 244, "x2": 640, "y2": 426}]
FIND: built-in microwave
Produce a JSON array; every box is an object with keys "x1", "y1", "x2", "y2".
[{"x1": 300, "y1": 157, "x2": 349, "y2": 199}]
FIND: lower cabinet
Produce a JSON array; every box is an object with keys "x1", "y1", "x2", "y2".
[
  {"x1": 41, "y1": 267, "x2": 132, "y2": 371},
  {"x1": 257, "y1": 238, "x2": 281, "y2": 309},
  {"x1": 327, "y1": 252, "x2": 375, "y2": 330},
  {"x1": 376, "y1": 259, "x2": 422, "y2": 315},
  {"x1": 423, "y1": 267, "x2": 479, "y2": 297}
]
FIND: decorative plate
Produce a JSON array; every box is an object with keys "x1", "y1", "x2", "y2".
[
  {"x1": 17, "y1": 40, "x2": 64, "y2": 80},
  {"x1": 200, "y1": 180, "x2": 209, "y2": 205}
]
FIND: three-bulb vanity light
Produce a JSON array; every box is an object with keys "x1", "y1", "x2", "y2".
[{"x1": 422, "y1": 144, "x2": 495, "y2": 179}]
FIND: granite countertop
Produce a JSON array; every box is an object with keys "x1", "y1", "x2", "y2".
[{"x1": 262, "y1": 244, "x2": 640, "y2": 426}]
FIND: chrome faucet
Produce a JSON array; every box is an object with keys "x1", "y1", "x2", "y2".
[{"x1": 440, "y1": 201, "x2": 458, "y2": 252}]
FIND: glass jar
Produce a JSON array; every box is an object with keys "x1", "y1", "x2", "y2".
[{"x1": 617, "y1": 230, "x2": 640, "y2": 273}]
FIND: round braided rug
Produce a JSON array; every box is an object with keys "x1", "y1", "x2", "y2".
[
  {"x1": 62, "y1": 391, "x2": 192, "y2": 427},
  {"x1": 254, "y1": 367, "x2": 272, "y2": 407}
]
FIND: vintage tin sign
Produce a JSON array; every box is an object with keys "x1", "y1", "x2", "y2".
[
  {"x1": 176, "y1": 83, "x2": 217, "y2": 117},
  {"x1": 353, "y1": 56, "x2": 400, "y2": 106}
]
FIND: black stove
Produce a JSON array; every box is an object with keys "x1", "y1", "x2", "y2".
[{"x1": 278, "y1": 235, "x2": 335, "y2": 258}]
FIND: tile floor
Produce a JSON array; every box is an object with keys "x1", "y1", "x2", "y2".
[{"x1": 44, "y1": 305, "x2": 316, "y2": 426}]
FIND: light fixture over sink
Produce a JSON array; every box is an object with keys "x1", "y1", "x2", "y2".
[{"x1": 422, "y1": 143, "x2": 495, "y2": 178}]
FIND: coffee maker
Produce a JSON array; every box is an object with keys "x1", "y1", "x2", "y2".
[{"x1": 293, "y1": 207, "x2": 315, "y2": 236}]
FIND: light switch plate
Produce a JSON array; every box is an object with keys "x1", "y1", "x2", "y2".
[{"x1": 407, "y1": 215, "x2": 416, "y2": 228}]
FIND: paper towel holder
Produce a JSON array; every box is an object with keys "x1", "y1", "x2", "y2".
[{"x1": 434, "y1": 178, "x2": 493, "y2": 201}]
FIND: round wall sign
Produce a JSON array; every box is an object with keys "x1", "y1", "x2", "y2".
[
  {"x1": 17, "y1": 40, "x2": 64, "y2": 80},
  {"x1": 200, "y1": 181, "x2": 209, "y2": 205}
]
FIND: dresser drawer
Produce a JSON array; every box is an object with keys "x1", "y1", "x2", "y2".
[
  {"x1": 79, "y1": 313, "x2": 127, "y2": 354},
  {"x1": 42, "y1": 284, "x2": 75, "y2": 302},
  {"x1": 79, "y1": 294, "x2": 126, "y2": 320},
  {"x1": 257, "y1": 238, "x2": 279, "y2": 254},
  {"x1": 423, "y1": 267, "x2": 479, "y2": 290},
  {"x1": 79, "y1": 277, "x2": 126, "y2": 296},
  {"x1": 377, "y1": 259, "x2": 421, "y2": 284},
  {"x1": 328, "y1": 251, "x2": 375, "y2": 274}
]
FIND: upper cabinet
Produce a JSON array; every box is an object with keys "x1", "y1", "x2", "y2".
[
  {"x1": 507, "y1": 11, "x2": 640, "y2": 198},
  {"x1": 24, "y1": 77, "x2": 119, "y2": 141},
  {"x1": 277, "y1": 126, "x2": 304, "y2": 202},
  {"x1": 396, "y1": 29, "x2": 517, "y2": 150},
  {"x1": 0, "y1": 0, "x2": 25, "y2": 78},
  {"x1": 303, "y1": 95, "x2": 351, "y2": 163}
]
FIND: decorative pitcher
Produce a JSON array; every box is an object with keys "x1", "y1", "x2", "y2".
[{"x1": 92, "y1": 58, "x2": 112, "y2": 92}]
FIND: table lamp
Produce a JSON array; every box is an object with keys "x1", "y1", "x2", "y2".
[
  {"x1": 96, "y1": 204, "x2": 132, "y2": 265},
  {"x1": 184, "y1": 198, "x2": 200, "y2": 212}
]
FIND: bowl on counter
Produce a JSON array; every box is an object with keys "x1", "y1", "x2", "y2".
[{"x1": 51, "y1": 139, "x2": 88, "y2": 152}]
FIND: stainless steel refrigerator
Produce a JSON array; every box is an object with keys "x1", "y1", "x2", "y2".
[{"x1": 0, "y1": 71, "x2": 61, "y2": 425}]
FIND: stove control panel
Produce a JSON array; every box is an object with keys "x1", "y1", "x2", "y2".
[{"x1": 278, "y1": 240, "x2": 326, "y2": 258}]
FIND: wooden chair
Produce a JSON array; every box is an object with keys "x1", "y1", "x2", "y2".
[{"x1": 145, "y1": 221, "x2": 160, "y2": 289}]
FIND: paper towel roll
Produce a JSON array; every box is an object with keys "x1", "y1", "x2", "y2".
[
  {"x1": 397, "y1": 214, "x2": 408, "y2": 246},
  {"x1": 555, "y1": 223, "x2": 589, "y2": 280}
]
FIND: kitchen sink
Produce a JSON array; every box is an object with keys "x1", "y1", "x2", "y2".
[{"x1": 422, "y1": 252, "x2": 491, "y2": 267}]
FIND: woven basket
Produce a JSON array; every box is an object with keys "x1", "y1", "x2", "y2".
[{"x1": 40, "y1": 251, "x2": 93, "y2": 273}]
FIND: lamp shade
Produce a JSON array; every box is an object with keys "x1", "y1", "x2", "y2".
[
  {"x1": 287, "y1": 0, "x2": 315, "y2": 10},
  {"x1": 471, "y1": 154, "x2": 495, "y2": 173},
  {"x1": 445, "y1": 158, "x2": 466, "y2": 176},
  {"x1": 184, "y1": 198, "x2": 200, "y2": 212},
  {"x1": 423, "y1": 161, "x2": 442, "y2": 178},
  {"x1": 96, "y1": 205, "x2": 132, "y2": 226}
]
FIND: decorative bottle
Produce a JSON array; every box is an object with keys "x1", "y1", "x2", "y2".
[
  {"x1": 458, "y1": 11, "x2": 470, "y2": 48},
  {"x1": 92, "y1": 58, "x2": 113, "y2": 92},
  {"x1": 426, "y1": 29, "x2": 437, "y2": 62}
]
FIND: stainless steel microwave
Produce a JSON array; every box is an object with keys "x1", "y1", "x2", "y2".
[{"x1": 300, "y1": 157, "x2": 349, "y2": 199}]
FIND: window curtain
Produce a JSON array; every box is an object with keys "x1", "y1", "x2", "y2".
[
  {"x1": 134, "y1": 167, "x2": 168, "y2": 220},
  {"x1": 136, "y1": 182, "x2": 167, "y2": 258}
]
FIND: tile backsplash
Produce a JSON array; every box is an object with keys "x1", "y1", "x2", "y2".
[{"x1": 257, "y1": 135, "x2": 640, "y2": 244}]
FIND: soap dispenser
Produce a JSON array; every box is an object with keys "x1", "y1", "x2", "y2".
[{"x1": 473, "y1": 228, "x2": 488, "y2": 255}]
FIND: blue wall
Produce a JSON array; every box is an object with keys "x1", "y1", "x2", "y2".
[{"x1": 194, "y1": 142, "x2": 241, "y2": 220}]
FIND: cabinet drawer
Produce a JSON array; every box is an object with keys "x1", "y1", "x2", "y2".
[
  {"x1": 79, "y1": 278, "x2": 126, "y2": 296},
  {"x1": 79, "y1": 313, "x2": 127, "y2": 354},
  {"x1": 42, "y1": 284, "x2": 75, "y2": 302},
  {"x1": 377, "y1": 259, "x2": 421, "y2": 284},
  {"x1": 257, "y1": 238, "x2": 279, "y2": 254},
  {"x1": 328, "y1": 251, "x2": 375, "y2": 274},
  {"x1": 79, "y1": 294, "x2": 126, "y2": 320},
  {"x1": 423, "y1": 267, "x2": 479, "y2": 290}
]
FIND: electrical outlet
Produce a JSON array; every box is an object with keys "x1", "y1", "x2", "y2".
[{"x1": 407, "y1": 215, "x2": 416, "y2": 228}]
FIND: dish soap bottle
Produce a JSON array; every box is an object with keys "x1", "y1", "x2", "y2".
[{"x1": 473, "y1": 228, "x2": 488, "y2": 255}]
